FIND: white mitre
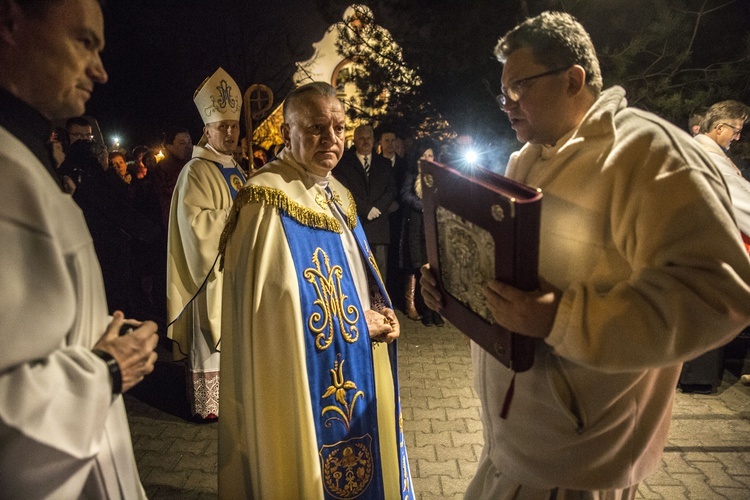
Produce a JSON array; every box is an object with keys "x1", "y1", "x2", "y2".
[{"x1": 193, "y1": 67, "x2": 242, "y2": 125}]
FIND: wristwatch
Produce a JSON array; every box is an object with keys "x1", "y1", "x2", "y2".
[{"x1": 92, "y1": 349, "x2": 122, "y2": 394}]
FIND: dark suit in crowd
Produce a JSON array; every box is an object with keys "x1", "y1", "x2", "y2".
[{"x1": 334, "y1": 147, "x2": 396, "y2": 277}]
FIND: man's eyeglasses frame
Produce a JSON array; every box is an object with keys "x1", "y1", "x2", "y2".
[{"x1": 497, "y1": 66, "x2": 572, "y2": 107}]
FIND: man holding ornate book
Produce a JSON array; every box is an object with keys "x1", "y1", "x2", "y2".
[{"x1": 421, "y1": 11, "x2": 750, "y2": 499}]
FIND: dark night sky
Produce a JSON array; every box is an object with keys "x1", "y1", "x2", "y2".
[
  {"x1": 87, "y1": 1, "x2": 750, "y2": 153},
  {"x1": 87, "y1": 0, "x2": 343, "y2": 150}
]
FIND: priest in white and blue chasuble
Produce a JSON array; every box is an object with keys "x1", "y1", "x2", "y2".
[{"x1": 217, "y1": 82, "x2": 414, "y2": 499}]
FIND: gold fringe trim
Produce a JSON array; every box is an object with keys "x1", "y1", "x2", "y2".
[
  {"x1": 219, "y1": 184, "x2": 359, "y2": 269},
  {"x1": 343, "y1": 190, "x2": 358, "y2": 230}
]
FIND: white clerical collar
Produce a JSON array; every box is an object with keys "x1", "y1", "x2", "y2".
[
  {"x1": 307, "y1": 170, "x2": 331, "y2": 187},
  {"x1": 206, "y1": 143, "x2": 236, "y2": 166},
  {"x1": 278, "y1": 147, "x2": 331, "y2": 186}
]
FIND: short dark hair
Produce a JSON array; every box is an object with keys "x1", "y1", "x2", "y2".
[
  {"x1": 108, "y1": 151, "x2": 125, "y2": 163},
  {"x1": 376, "y1": 127, "x2": 397, "y2": 142},
  {"x1": 15, "y1": 0, "x2": 63, "y2": 18},
  {"x1": 495, "y1": 11, "x2": 603, "y2": 94},
  {"x1": 65, "y1": 116, "x2": 91, "y2": 131},
  {"x1": 700, "y1": 100, "x2": 749, "y2": 134},
  {"x1": 16, "y1": 0, "x2": 103, "y2": 19},
  {"x1": 162, "y1": 126, "x2": 190, "y2": 146},
  {"x1": 283, "y1": 82, "x2": 340, "y2": 122}
]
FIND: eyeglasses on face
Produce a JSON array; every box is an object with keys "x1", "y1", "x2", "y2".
[
  {"x1": 70, "y1": 132, "x2": 94, "y2": 139},
  {"x1": 718, "y1": 123, "x2": 742, "y2": 137},
  {"x1": 496, "y1": 66, "x2": 571, "y2": 107}
]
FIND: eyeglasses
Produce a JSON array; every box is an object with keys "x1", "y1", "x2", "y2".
[
  {"x1": 719, "y1": 123, "x2": 742, "y2": 137},
  {"x1": 70, "y1": 132, "x2": 94, "y2": 140},
  {"x1": 496, "y1": 66, "x2": 571, "y2": 107}
]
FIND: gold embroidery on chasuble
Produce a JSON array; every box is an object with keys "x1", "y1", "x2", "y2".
[
  {"x1": 315, "y1": 192, "x2": 329, "y2": 209},
  {"x1": 343, "y1": 190, "x2": 358, "y2": 230},
  {"x1": 229, "y1": 174, "x2": 244, "y2": 192},
  {"x1": 321, "y1": 355, "x2": 365, "y2": 432},
  {"x1": 316, "y1": 190, "x2": 343, "y2": 209},
  {"x1": 367, "y1": 251, "x2": 385, "y2": 287},
  {"x1": 303, "y1": 247, "x2": 360, "y2": 351},
  {"x1": 320, "y1": 437, "x2": 374, "y2": 499},
  {"x1": 320, "y1": 356, "x2": 373, "y2": 498},
  {"x1": 219, "y1": 182, "x2": 359, "y2": 267}
]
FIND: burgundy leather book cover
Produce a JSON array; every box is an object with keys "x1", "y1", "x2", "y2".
[{"x1": 420, "y1": 160, "x2": 542, "y2": 372}]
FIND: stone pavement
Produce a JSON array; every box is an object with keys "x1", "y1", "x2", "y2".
[{"x1": 125, "y1": 312, "x2": 750, "y2": 499}]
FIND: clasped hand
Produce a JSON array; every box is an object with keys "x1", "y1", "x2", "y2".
[
  {"x1": 365, "y1": 308, "x2": 399, "y2": 343},
  {"x1": 93, "y1": 311, "x2": 159, "y2": 393},
  {"x1": 419, "y1": 264, "x2": 562, "y2": 338}
]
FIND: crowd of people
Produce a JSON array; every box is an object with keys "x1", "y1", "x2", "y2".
[
  {"x1": 51, "y1": 99, "x2": 485, "y2": 341},
  {"x1": 3, "y1": 0, "x2": 750, "y2": 498},
  {"x1": 54, "y1": 116, "x2": 170, "y2": 328}
]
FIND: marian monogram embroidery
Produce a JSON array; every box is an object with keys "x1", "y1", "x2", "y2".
[
  {"x1": 206, "y1": 79, "x2": 238, "y2": 116},
  {"x1": 214, "y1": 79, "x2": 237, "y2": 109},
  {"x1": 304, "y1": 248, "x2": 360, "y2": 350}
]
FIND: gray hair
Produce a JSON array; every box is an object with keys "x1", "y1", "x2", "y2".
[
  {"x1": 283, "y1": 82, "x2": 340, "y2": 121},
  {"x1": 701, "y1": 100, "x2": 749, "y2": 133},
  {"x1": 494, "y1": 11, "x2": 602, "y2": 94},
  {"x1": 354, "y1": 124, "x2": 373, "y2": 137}
]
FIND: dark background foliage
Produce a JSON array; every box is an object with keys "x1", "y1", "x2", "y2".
[{"x1": 89, "y1": 0, "x2": 750, "y2": 163}]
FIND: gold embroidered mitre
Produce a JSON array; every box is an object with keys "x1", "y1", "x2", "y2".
[{"x1": 193, "y1": 67, "x2": 242, "y2": 125}]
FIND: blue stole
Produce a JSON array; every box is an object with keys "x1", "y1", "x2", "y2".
[
  {"x1": 281, "y1": 211, "x2": 414, "y2": 499},
  {"x1": 349, "y1": 218, "x2": 414, "y2": 500},
  {"x1": 206, "y1": 159, "x2": 245, "y2": 199}
]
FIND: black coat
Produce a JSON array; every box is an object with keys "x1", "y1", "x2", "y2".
[
  {"x1": 400, "y1": 168, "x2": 426, "y2": 270},
  {"x1": 334, "y1": 148, "x2": 396, "y2": 244},
  {"x1": 61, "y1": 157, "x2": 161, "y2": 314}
]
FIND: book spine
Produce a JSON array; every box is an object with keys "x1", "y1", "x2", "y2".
[{"x1": 513, "y1": 201, "x2": 541, "y2": 292}]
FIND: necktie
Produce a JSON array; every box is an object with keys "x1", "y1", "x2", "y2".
[{"x1": 363, "y1": 156, "x2": 370, "y2": 175}]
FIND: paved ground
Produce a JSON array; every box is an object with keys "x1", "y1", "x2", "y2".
[{"x1": 125, "y1": 312, "x2": 750, "y2": 499}]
